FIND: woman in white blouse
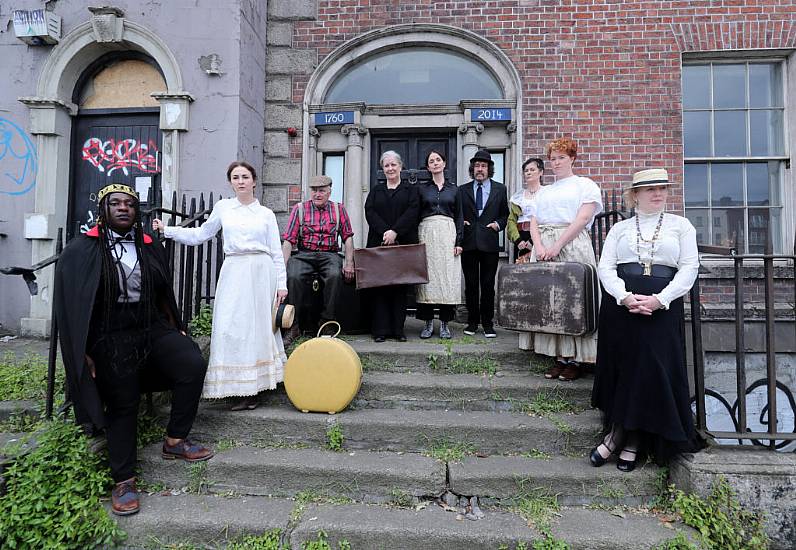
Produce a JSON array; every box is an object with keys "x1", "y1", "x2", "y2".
[
  {"x1": 528, "y1": 138, "x2": 603, "y2": 381},
  {"x1": 152, "y1": 161, "x2": 287, "y2": 411},
  {"x1": 590, "y1": 168, "x2": 700, "y2": 472}
]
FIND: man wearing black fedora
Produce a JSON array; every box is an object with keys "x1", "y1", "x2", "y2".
[{"x1": 458, "y1": 149, "x2": 509, "y2": 338}]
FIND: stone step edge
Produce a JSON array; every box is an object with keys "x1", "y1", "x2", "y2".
[
  {"x1": 115, "y1": 493, "x2": 695, "y2": 550},
  {"x1": 136, "y1": 444, "x2": 664, "y2": 507},
  {"x1": 185, "y1": 404, "x2": 603, "y2": 455}
]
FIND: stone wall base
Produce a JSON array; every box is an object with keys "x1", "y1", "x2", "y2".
[{"x1": 670, "y1": 447, "x2": 796, "y2": 550}]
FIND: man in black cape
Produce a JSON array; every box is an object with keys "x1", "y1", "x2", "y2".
[{"x1": 54, "y1": 183, "x2": 212, "y2": 516}]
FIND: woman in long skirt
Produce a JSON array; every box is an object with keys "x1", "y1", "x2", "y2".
[
  {"x1": 528, "y1": 137, "x2": 603, "y2": 381},
  {"x1": 415, "y1": 149, "x2": 464, "y2": 339},
  {"x1": 590, "y1": 168, "x2": 700, "y2": 471},
  {"x1": 153, "y1": 161, "x2": 287, "y2": 410}
]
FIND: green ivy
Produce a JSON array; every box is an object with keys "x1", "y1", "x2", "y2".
[
  {"x1": 188, "y1": 304, "x2": 213, "y2": 337},
  {"x1": 665, "y1": 477, "x2": 768, "y2": 550},
  {"x1": 0, "y1": 420, "x2": 125, "y2": 549}
]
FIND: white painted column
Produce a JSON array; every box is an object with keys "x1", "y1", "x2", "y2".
[
  {"x1": 458, "y1": 122, "x2": 483, "y2": 183},
  {"x1": 17, "y1": 98, "x2": 76, "y2": 336},
  {"x1": 341, "y1": 124, "x2": 368, "y2": 249}
]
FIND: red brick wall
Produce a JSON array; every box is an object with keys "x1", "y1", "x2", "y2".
[{"x1": 289, "y1": 0, "x2": 796, "y2": 211}]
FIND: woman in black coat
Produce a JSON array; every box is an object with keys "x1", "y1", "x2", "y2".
[{"x1": 364, "y1": 150, "x2": 420, "y2": 342}]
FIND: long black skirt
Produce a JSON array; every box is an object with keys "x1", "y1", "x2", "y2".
[{"x1": 591, "y1": 270, "x2": 699, "y2": 464}]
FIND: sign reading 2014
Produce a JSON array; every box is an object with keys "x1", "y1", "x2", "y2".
[
  {"x1": 314, "y1": 111, "x2": 355, "y2": 126},
  {"x1": 470, "y1": 108, "x2": 512, "y2": 123}
]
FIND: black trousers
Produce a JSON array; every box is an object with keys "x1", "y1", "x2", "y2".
[
  {"x1": 415, "y1": 303, "x2": 456, "y2": 322},
  {"x1": 461, "y1": 250, "x2": 499, "y2": 327},
  {"x1": 91, "y1": 314, "x2": 206, "y2": 483},
  {"x1": 286, "y1": 251, "x2": 343, "y2": 321},
  {"x1": 368, "y1": 285, "x2": 408, "y2": 338}
]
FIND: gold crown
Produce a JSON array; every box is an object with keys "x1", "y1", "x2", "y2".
[{"x1": 97, "y1": 183, "x2": 139, "y2": 203}]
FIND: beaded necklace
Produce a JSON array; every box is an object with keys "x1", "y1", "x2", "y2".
[{"x1": 635, "y1": 211, "x2": 665, "y2": 276}]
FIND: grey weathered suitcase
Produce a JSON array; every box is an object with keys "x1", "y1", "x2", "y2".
[{"x1": 497, "y1": 261, "x2": 598, "y2": 336}]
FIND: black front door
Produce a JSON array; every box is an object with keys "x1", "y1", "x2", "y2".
[
  {"x1": 68, "y1": 110, "x2": 162, "y2": 240},
  {"x1": 370, "y1": 131, "x2": 457, "y2": 187}
]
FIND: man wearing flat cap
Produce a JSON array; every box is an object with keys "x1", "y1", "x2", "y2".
[
  {"x1": 458, "y1": 149, "x2": 509, "y2": 338},
  {"x1": 54, "y1": 183, "x2": 212, "y2": 516},
  {"x1": 281, "y1": 175, "x2": 355, "y2": 341}
]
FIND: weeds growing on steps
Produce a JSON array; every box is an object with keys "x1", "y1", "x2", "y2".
[
  {"x1": 657, "y1": 476, "x2": 768, "y2": 550},
  {"x1": 325, "y1": 421, "x2": 344, "y2": 452},
  {"x1": 422, "y1": 436, "x2": 476, "y2": 462},
  {"x1": 0, "y1": 420, "x2": 125, "y2": 549},
  {"x1": 0, "y1": 350, "x2": 64, "y2": 402}
]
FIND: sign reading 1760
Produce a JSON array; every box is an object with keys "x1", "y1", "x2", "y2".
[
  {"x1": 470, "y1": 108, "x2": 512, "y2": 123},
  {"x1": 314, "y1": 111, "x2": 355, "y2": 126}
]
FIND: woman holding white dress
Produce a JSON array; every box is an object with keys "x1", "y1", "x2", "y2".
[{"x1": 152, "y1": 161, "x2": 287, "y2": 411}]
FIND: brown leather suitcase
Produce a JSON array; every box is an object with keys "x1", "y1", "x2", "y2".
[
  {"x1": 497, "y1": 261, "x2": 598, "y2": 336},
  {"x1": 353, "y1": 244, "x2": 429, "y2": 290}
]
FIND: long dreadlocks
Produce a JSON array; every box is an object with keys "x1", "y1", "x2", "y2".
[{"x1": 95, "y1": 188, "x2": 156, "y2": 355}]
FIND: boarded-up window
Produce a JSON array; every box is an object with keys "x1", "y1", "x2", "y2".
[{"x1": 79, "y1": 59, "x2": 165, "y2": 109}]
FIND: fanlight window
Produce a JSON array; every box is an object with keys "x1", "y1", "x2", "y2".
[{"x1": 325, "y1": 47, "x2": 503, "y2": 104}]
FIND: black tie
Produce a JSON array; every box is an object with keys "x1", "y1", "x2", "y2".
[{"x1": 476, "y1": 182, "x2": 483, "y2": 214}]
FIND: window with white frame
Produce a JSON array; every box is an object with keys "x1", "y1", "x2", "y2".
[
  {"x1": 323, "y1": 154, "x2": 345, "y2": 205},
  {"x1": 682, "y1": 60, "x2": 787, "y2": 253}
]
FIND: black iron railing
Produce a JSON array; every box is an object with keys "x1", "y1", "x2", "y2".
[{"x1": 688, "y1": 240, "x2": 796, "y2": 448}]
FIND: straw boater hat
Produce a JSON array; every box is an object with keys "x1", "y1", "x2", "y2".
[
  {"x1": 630, "y1": 168, "x2": 673, "y2": 189},
  {"x1": 272, "y1": 301, "x2": 295, "y2": 332}
]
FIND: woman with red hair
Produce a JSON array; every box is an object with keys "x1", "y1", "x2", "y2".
[{"x1": 528, "y1": 138, "x2": 603, "y2": 381}]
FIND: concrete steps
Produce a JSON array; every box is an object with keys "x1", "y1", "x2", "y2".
[
  {"x1": 120, "y1": 322, "x2": 686, "y2": 547},
  {"x1": 139, "y1": 444, "x2": 661, "y2": 507},
  {"x1": 186, "y1": 402, "x2": 601, "y2": 455},
  {"x1": 114, "y1": 493, "x2": 689, "y2": 550},
  {"x1": 256, "y1": 370, "x2": 593, "y2": 412}
]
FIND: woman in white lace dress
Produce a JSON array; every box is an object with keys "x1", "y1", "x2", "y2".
[{"x1": 152, "y1": 161, "x2": 287, "y2": 411}]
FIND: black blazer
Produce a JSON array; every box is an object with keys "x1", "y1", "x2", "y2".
[
  {"x1": 364, "y1": 181, "x2": 420, "y2": 248},
  {"x1": 458, "y1": 179, "x2": 509, "y2": 252}
]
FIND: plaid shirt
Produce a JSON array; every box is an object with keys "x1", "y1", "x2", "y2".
[{"x1": 282, "y1": 200, "x2": 354, "y2": 252}]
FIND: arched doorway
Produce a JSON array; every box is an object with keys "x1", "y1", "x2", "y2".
[
  {"x1": 68, "y1": 53, "x2": 166, "y2": 240},
  {"x1": 17, "y1": 15, "x2": 192, "y2": 335},
  {"x1": 302, "y1": 24, "x2": 522, "y2": 248}
]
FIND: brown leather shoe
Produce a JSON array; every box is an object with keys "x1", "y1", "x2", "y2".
[
  {"x1": 544, "y1": 361, "x2": 566, "y2": 379},
  {"x1": 111, "y1": 477, "x2": 139, "y2": 516},
  {"x1": 558, "y1": 363, "x2": 582, "y2": 381},
  {"x1": 162, "y1": 438, "x2": 214, "y2": 462}
]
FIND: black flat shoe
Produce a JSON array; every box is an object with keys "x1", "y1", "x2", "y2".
[
  {"x1": 589, "y1": 442, "x2": 615, "y2": 467},
  {"x1": 395, "y1": 334, "x2": 407, "y2": 342},
  {"x1": 373, "y1": 336, "x2": 386, "y2": 343},
  {"x1": 616, "y1": 450, "x2": 637, "y2": 472}
]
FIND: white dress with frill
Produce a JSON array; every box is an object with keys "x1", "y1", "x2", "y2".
[{"x1": 164, "y1": 198, "x2": 287, "y2": 398}]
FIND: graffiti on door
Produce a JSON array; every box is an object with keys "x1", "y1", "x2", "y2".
[
  {"x1": 81, "y1": 137, "x2": 159, "y2": 176},
  {"x1": 692, "y1": 378, "x2": 796, "y2": 452},
  {"x1": 0, "y1": 117, "x2": 38, "y2": 196}
]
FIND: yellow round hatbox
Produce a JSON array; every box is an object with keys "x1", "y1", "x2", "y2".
[{"x1": 283, "y1": 322, "x2": 362, "y2": 414}]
